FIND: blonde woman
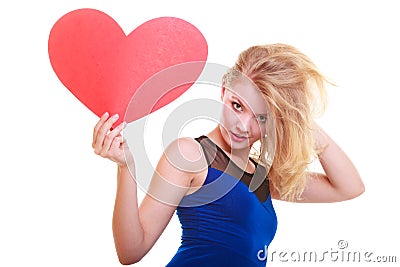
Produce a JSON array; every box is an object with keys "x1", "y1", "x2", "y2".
[{"x1": 92, "y1": 44, "x2": 364, "y2": 266}]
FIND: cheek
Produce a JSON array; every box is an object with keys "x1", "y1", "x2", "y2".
[
  {"x1": 251, "y1": 121, "x2": 265, "y2": 138},
  {"x1": 221, "y1": 105, "x2": 235, "y2": 127}
]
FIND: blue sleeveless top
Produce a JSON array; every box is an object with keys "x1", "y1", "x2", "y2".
[{"x1": 166, "y1": 136, "x2": 278, "y2": 267}]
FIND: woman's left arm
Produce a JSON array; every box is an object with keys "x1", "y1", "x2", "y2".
[{"x1": 299, "y1": 122, "x2": 365, "y2": 203}]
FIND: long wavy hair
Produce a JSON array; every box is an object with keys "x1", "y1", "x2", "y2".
[{"x1": 223, "y1": 44, "x2": 330, "y2": 201}]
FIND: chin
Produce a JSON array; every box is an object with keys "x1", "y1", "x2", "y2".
[{"x1": 229, "y1": 134, "x2": 256, "y2": 150}]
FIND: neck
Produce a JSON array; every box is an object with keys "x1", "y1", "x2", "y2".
[{"x1": 207, "y1": 126, "x2": 251, "y2": 165}]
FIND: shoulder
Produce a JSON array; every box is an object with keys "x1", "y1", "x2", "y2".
[
  {"x1": 159, "y1": 137, "x2": 208, "y2": 176},
  {"x1": 144, "y1": 138, "x2": 208, "y2": 207},
  {"x1": 144, "y1": 138, "x2": 208, "y2": 206}
]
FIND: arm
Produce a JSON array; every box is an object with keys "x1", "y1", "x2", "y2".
[
  {"x1": 297, "y1": 122, "x2": 365, "y2": 203},
  {"x1": 112, "y1": 153, "x2": 190, "y2": 264},
  {"x1": 93, "y1": 113, "x2": 207, "y2": 264}
]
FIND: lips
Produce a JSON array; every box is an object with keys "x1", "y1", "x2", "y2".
[{"x1": 230, "y1": 131, "x2": 249, "y2": 142}]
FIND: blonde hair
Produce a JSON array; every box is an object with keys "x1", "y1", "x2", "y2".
[{"x1": 223, "y1": 44, "x2": 329, "y2": 201}]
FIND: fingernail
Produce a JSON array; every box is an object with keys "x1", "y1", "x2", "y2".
[{"x1": 112, "y1": 114, "x2": 119, "y2": 121}]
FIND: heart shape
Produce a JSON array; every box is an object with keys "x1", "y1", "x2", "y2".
[{"x1": 48, "y1": 8, "x2": 208, "y2": 126}]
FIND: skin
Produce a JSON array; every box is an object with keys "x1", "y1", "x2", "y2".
[{"x1": 92, "y1": 77, "x2": 364, "y2": 264}]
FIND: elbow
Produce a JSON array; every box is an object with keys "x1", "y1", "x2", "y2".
[
  {"x1": 117, "y1": 253, "x2": 143, "y2": 265},
  {"x1": 353, "y1": 182, "x2": 365, "y2": 198},
  {"x1": 113, "y1": 231, "x2": 146, "y2": 265},
  {"x1": 119, "y1": 259, "x2": 138, "y2": 266},
  {"x1": 115, "y1": 246, "x2": 145, "y2": 265},
  {"x1": 343, "y1": 180, "x2": 365, "y2": 201},
  {"x1": 119, "y1": 259, "x2": 135, "y2": 266},
  {"x1": 352, "y1": 176, "x2": 365, "y2": 199},
  {"x1": 358, "y1": 181, "x2": 365, "y2": 196}
]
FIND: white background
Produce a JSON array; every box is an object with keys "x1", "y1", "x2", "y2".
[{"x1": 1, "y1": 0, "x2": 399, "y2": 266}]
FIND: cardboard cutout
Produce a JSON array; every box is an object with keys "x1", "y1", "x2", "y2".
[{"x1": 48, "y1": 8, "x2": 208, "y2": 126}]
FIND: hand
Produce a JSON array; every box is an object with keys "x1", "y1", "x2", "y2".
[{"x1": 92, "y1": 112, "x2": 133, "y2": 168}]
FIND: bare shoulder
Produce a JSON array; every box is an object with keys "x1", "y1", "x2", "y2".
[
  {"x1": 149, "y1": 137, "x2": 208, "y2": 201},
  {"x1": 162, "y1": 137, "x2": 208, "y2": 174}
]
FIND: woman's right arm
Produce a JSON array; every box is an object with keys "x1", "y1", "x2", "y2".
[{"x1": 92, "y1": 112, "x2": 206, "y2": 264}]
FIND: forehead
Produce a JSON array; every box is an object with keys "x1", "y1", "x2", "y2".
[{"x1": 226, "y1": 76, "x2": 269, "y2": 114}]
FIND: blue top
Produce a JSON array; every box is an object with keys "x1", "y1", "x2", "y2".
[{"x1": 166, "y1": 136, "x2": 278, "y2": 267}]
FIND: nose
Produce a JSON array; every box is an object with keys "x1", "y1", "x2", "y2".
[{"x1": 235, "y1": 114, "x2": 253, "y2": 134}]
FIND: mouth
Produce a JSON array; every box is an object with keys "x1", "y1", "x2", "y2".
[{"x1": 230, "y1": 131, "x2": 249, "y2": 142}]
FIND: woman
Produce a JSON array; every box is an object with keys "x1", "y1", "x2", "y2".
[{"x1": 92, "y1": 44, "x2": 365, "y2": 266}]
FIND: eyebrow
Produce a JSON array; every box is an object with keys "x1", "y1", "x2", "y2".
[{"x1": 230, "y1": 94, "x2": 245, "y2": 106}]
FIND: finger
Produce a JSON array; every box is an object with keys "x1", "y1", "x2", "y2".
[
  {"x1": 102, "y1": 136, "x2": 124, "y2": 164},
  {"x1": 113, "y1": 136, "x2": 127, "y2": 165},
  {"x1": 99, "y1": 121, "x2": 126, "y2": 156},
  {"x1": 111, "y1": 135, "x2": 124, "y2": 155},
  {"x1": 92, "y1": 112, "x2": 109, "y2": 148},
  {"x1": 93, "y1": 114, "x2": 119, "y2": 154},
  {"x1": 99, "y1": 121, "x2": 126, "y2": 157}
]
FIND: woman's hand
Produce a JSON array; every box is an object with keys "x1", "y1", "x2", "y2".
[{"x1": 92, "y1": 112, "x2": 132, "y2": 168}]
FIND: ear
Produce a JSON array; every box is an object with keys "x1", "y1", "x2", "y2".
[{"x1": 221, "y1": 83, "x2": 226, "y2": 101}]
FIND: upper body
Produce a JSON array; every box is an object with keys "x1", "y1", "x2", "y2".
[{"x1": 92, "y1": 44, "x2": 365, "y2": 265}]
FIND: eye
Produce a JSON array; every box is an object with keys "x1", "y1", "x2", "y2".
[
  {"x1": 256, "y1": 115, "x2": 267, "y2": 123},
  {"x1": 232, "y1": 102, "x2": 242, "y2": 111}
]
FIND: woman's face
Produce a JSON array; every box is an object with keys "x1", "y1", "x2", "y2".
[{"x1": 220, "y1": 76, "x2": 269, "y2": 151}]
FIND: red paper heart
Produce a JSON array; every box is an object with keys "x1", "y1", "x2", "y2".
[{"x1": 48, "y1": 8, "x2": 208, "y2": 126}]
